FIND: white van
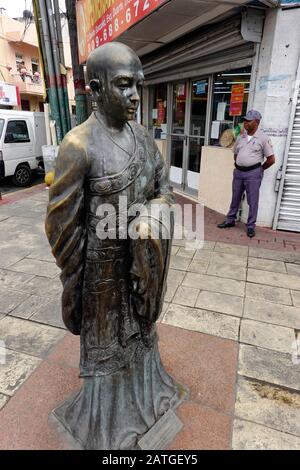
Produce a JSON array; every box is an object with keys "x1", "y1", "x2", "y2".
[{"x1": 0, "y1": 110, "x2": 47, "y2": 187}]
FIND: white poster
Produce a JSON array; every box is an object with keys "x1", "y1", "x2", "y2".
[
  {"x1": 211, "y1": 121, "x2": 221, "y2": 139},
  {"x1": 0, "y1": 82, "x2": 18, "y2": 106},
  {"x1": 217, "y1": 102, "x2": 226, "y2": 121}
]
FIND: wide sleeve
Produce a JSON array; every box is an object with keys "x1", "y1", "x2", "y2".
[
  {"x1": 129, "y1": 140, "x2": 174, "y2": 333},
  {"x1": 45, "y1": 133, "x2": 88, "y2": 335}
]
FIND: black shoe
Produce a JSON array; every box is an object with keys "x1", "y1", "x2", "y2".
[
  {"x1": 217, "y1": 221, "x2": 235, "y2": 229},
  {"x1": 247, "y1": 228, "x2": 255, "y2": 238}
]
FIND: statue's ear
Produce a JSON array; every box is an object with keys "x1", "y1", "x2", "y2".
[{"x1": 89, "y1": 79, "x2": 101, "y2": 96}]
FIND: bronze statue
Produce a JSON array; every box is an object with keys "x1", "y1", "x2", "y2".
[{"x1": 45, "y1": 42, "x2": 186, "y2": 450}]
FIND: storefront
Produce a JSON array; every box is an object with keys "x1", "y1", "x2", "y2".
[
  {"x1": 146, "y1": 67, "x2": 252, "y2": 197},
  {"x1": 140, "y1": 14, "x2": 259, "y2": 198}
]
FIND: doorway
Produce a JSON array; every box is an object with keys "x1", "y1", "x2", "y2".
[{"x1": 169, "y1": 78, "x2": 210, "y2": 196}]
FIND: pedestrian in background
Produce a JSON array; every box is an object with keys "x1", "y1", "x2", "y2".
[{"x1": 218, "y1": 110, "x2": 275, "y2": 238}]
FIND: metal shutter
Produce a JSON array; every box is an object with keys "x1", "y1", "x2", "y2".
[
  {"x1": 276, "y1": 83, "x2": 300, "y2": 231},
  {"x1": 142, "y1": 16, "x2": 255, "y2": 85}
]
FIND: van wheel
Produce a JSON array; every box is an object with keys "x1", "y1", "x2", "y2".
[{"x1": 13, "y1": 165, "x2": 32, "y2": 187}]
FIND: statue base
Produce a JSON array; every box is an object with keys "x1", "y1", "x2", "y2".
[{"x1": 51, "y1": 342, "x2": 188, "y2": 450}]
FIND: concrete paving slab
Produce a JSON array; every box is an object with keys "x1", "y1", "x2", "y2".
[
  {"x1": 0, "y1": 287, "x2": 30, "y2": 314},
  {"x1": 199, "y1": 241, "x2": 216, "y2": 251},
  {"x1": 239, "y1": 344, "x2": 300, "y2": 391},
  {"x1": 171, "y1": 246, "x2": 179, "y2": 256},
  {"x1": 165, "y1": 283, "x2": 178, "y2": 302},
  {"x1": 291, "y1": 290, "x2": 300, "y2": 307},
  {"x1": 167, "y1": 269, "x2": 186, "y2": 287},
  {"x1": 0, "y1": 347, "x2": 41, "y2": 396},
  {"x1": 176, "y1": 247, "x2": 195, "y2": 259},
  {"x1": 232, "y1": 419, "x2": 300, "y2": 450},
  {"x1": 163, "y1": 304, "x2": 240, "y2": 341},
  {"x1": 9, "y1": 295, "x2": 48, "y2": 319},
  {"x1": 9, "y1": 258, "x2": 60, "y2": 279},
  {"x1": 170, "y1": 256, "x2": 191, "y2": 271},
  {"x1": 248, "y1": 268, "x2": 300, "y2": 291},
  {"x1": 196, "y1": 291, "x2": 244, "y2": 317},
  {"x1": 249, "y1": 247, "x2": 300, "y2": 263},
  {"x1": 0, "y1": 316, "x2": 65, "y2": 358},
  {"x1": 245, "y1": 282, "x2": 292, "y2": 306},
  {"x1": 248, "y1": 257, "x2": 286, "y2": 273},
  {"x1": 193, "y1": 250, "x2": 214, "y2": 262},
  {"x1": 244, "y1": 298, "x2": 300, "y2": 329},
  {"x1": 235, "y1": 377, "x2": 300, "y2": 437},
  {"x1": 240, "y1": 319, "x2": 295, "y2": 354},
  {"x1": 16, "y1": 276, "x2": 62, "y2": 297},
  {"x1": 207, "y1": 263, "x2": 247, "y2": 281},
  {"x1": 30, "y1": 300, "x2": 66, "y2": 329},
  {"x1": 26, "y1": 248, "x2": 55, "y2": 263},
  {"x1": 187, "y1": 260, "x2": 208, "y2": 274},
  {"x1": 286, "y1": 263, "x2": 300, "y2": 277},
  {"x1": 173, "y1": 286, "x2": 200, "y2": 308},
  {"x1": 0, "y1": 394, "x2": 9, "y2": 410},
  {"x1": 211, "y1": 252, "x2": 248, "y2": 267},
  {"x1": 214, "y1": 242, "x2": 249, "y2": 257},
  {"x1": 4, "y1": 216, "x2": 42, "y2": 227},
  {"x1": 183, "y1": 272, "x2": 245, "y2": 297},
  {"x1": 0, "y1": 246, "x2": 31, "y2": 269},
  {"x1": 0, "y1": 269, "x2": 34, "y2": 290}
]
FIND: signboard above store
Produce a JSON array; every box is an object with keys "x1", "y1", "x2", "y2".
[
  {"x1": 0, "y1": 82, "x2": 20, "y2": 107},
  {"x1": 76, "y1": 0, "x2": 168, "y2": 64}
]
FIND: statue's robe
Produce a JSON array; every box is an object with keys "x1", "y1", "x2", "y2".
[{"x1": 45, "y1": 114, "x2": 185, "y2": 450}]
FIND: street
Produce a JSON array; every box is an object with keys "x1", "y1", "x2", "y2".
[
  {"x1": 0, "y1": 174, "x2": 44, "y2": 195},
  {"x1": 0, "y1": 185, "x2": 299, "y2": 449}
]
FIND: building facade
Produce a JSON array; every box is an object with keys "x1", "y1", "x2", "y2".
[
  {"x1": 76, "y1": 0, "x2": 300, "y2": 231},
  {"x1": 0, "y1": 11, "x2": 75, "y2": 117}
]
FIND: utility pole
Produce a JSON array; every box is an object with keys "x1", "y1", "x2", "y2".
[
  {"x1": 33, "y1": 0, "x2": 72, "y2": 143},
  {"x1": 34, "y1": 0, "x2": 63, "y2": 143},
  {"x1": 65, "y1": 0, "x2": 89, "y2": 125}
]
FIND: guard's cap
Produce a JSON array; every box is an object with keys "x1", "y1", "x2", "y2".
[{"x1": 243, "y1": 110, "x2": 262, "y2": 121}]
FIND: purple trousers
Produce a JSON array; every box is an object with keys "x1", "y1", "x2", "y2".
[{"x1": 226, "y1": 167, "x2": 264, "y2": 230}]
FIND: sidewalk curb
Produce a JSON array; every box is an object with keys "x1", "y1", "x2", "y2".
[{"x1": 0, "y1": 184, "x2": 46, "y2": 206}]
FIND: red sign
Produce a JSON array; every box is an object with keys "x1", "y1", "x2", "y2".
[
  {"x1": 76, "y1": 0, "x2": 168, "y2": 64},
  {"x1": 229, "y1": 84, "x2": 245, "y2": 117},
  {"x1": 157, "y1": 101, "x2": 165, "y2": 123}
]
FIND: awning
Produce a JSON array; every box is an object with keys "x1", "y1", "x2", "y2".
[{"x1": 118, "y1": 0, "x2": 275, "y2": 57}]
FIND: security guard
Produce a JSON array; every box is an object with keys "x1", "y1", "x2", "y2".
[{"x1": 218, "y1": 110, "x2": 275, "y2": 238}]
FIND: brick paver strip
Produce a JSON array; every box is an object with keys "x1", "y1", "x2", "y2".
[{"x1": 0, "y1": 325, "x2": 238, "y2": 450}]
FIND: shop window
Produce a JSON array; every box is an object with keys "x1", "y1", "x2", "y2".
[
  {"x1": 210, "y1": 67, "x2": 251, "y2": 146},
  {"x1": 150, "y1": 84, "x2": 168, "y2": 140},
  {"x1": 4, "y1": 120, "x2": 30, "y2": 143}
]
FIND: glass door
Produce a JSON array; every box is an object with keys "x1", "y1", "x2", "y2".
[
  {"x1": 169, "y1": 82, "x2": 188, "y2": 189},
  {"x1": 186, "y1": 79, "x2": 209, "y2": 194},
  {"x1": 169, "y1": 79, "x2": 209, "y2": 195}
]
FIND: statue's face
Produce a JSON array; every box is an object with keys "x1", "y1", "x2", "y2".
[{"x1": 101, "y1": 61, "x2": 144, "y2": 125}]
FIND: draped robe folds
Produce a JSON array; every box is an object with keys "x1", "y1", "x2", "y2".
[{"x1": 45, "y1": 114, "x2": 186, "y2": 450}]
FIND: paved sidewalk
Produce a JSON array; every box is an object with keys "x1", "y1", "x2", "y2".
[{"x1": 0, "y1": 185, "x2": 299, "y2": 449}]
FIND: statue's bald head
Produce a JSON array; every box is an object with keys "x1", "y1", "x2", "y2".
[
  {"x1": 86, "y1": 42, "x2": 142, "y2": 83},
  {"x1": 86, "y1": 42, "x2": 144, "y2": 127}
]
